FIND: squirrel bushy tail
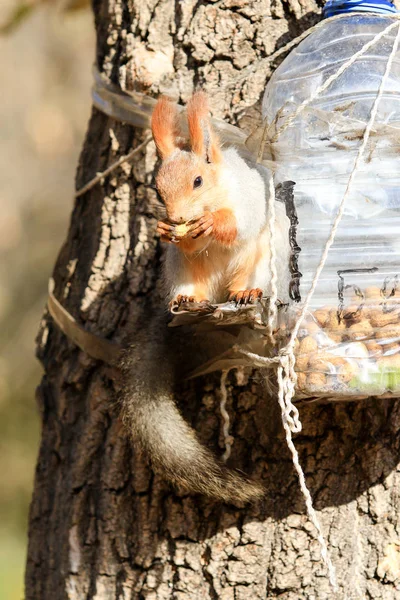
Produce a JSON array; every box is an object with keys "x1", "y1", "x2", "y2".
[{"x1": 118, "y1": 313, "x2": 264, "y2": 504}]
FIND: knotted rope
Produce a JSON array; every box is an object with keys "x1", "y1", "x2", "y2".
[
  {"x1": 53, "y1": 9, "x2": 400, "y2": 594},
  {"x1": 219, "y1": 370, "x2": 235, "y2": 462},
  {"x1": 220, "y1": 17, "x2": 400, "y2": 592}
]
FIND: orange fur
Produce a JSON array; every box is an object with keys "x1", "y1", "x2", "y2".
[
  {"x1": 187, "y1": 91, "x2": 222, "y2": 163},
  {"x1": 212, "y1": 208, "x2": 237, "y2": 246},
  {"x1": 155, "y1": 153, "x2": 223, "y2": 225},
  {"x1": 228, "y1": 252, "x2": 257, "y2": 296},
  {"x1": 191, "y1": 261, "x2": 209, "y2": 301},
  {"x1": 178, "y1": 237, "x2": 202, "y2": 254},
  {"x1": 156, "y1": 155, "x2": 198, "y2": 208},
  {"x1": 187, "y1": 254, "x2": 210, "y2": 301},
  {"x1": 151, "y1": 96, "x2": 181, "y2": 160}
]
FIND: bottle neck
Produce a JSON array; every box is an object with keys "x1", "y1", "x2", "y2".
[{"x1": 323, "y1": 0, "x2": 398, "y2": 18}]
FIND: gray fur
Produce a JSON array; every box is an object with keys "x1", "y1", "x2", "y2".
[{"x1": 118, "y1": 313, "x2": 264, "y2": 503}]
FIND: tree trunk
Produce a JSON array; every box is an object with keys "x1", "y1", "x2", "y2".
[{"x1": 26, "y1": 1, "x2": 400, "y2": 599}]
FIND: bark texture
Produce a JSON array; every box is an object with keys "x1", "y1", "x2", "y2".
[{"x1": 26, "y1": 1, "x2": 400, "y2": 599}]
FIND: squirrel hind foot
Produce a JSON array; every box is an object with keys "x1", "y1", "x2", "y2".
[
  {"x1": 229, "y1": 288, "x2": 263, "y2": 306},
  {"x1": 169, "y1": 295, "x2": 212, "y2": 311},
  {"x1": 172, "y1": 294, "x2": 196, "y2": 307}
]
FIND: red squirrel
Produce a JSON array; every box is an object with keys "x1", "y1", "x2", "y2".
[
  {"x1": 152, "y1": 91, "x2": 290, "y2": 307},
  {"x1": 119, "y1": 92, "x2": 290, "y2": 504}
]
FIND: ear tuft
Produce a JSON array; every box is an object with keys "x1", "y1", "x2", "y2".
[
  {"x1": 186, "y1": 91, "x2": 222, "y2": 163},
  {"x1": 151, "y1": 96, "x2": 181, "y2": 160}
]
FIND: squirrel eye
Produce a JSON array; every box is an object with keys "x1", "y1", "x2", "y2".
[{"x1": 193, "y1": 176, "x2": 203, "y2": 189}]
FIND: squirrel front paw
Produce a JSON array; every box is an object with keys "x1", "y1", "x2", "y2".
[
  {"x1": 188, "y1": 212, "x2": 214, "y2": 239},
  {"x1": 157, "y1": 220, "x2": 187, "y2": 244},
  {"x1": 157, "y1": 220, "x2": 176, "y2": 243},
  {"x1": 229, "y1": 288, "x2": 263, "y2": 306}
]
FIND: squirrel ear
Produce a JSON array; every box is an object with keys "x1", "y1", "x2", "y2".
[
  {"x1": 187, "y1": 91, "x2": 222, "y2": 163},
  {"x1": 151, "y1": 96, "x2": 181, "y2": 160}
]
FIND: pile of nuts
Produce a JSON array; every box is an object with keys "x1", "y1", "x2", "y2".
[{"x1": 283, "y1": 286, "x2": 400, "y2": 398}]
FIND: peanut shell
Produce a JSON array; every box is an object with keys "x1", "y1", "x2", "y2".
[
  {"x1": 337, "y1": 362, "x2": 358, "y2": 383},
  {"x1": 365, "y1": 341, "x2": 383, "y2": 357},
  {"x1": 308, "y1": 357, "x2": 330, "y2": 373},
  {"x1": 313, "y1": 309, "x2": 329, "y2": 327},
  {"x1": 346, "y1": 320, "x2": 374, "y2": 341},
  {"x1": 375, "y1": 324, "x2": 400, "y2": 341},
  {"x1": 296, "y1": 373, "x2": 307, "y2": 390},
  {"x1": 295, "y1": 355, "x2": 309, "y2": 372},
  {"x1": 369, "y1": 310, "x2": 400, "y2": 328},
  {"x1": 327, "y1": 333, "x2": 346, "y2": 344},
  {"x1": 343, "y1": 305, "x2": 364, "y2": 323},
  {"x1": 325, "y1": 309, "x2": 347, "y2": 333},
  {"x1": 308, "y1": 354, "x2": 346, "y2": 374},
  {"x1": 307, "y1": 373, "x2": 326, "y2": 388},
  {"x1": 382, "y1": 342, "x2": 400, "y2": 355},
  {"x1": 377, "y1": 354, "x2": 400, "y2": 370},
  {"x1": 298, "y1": 335, "x2": 318, "y2": 356}
]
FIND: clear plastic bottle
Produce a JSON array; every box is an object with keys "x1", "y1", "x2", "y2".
[{"x1": 261, "y1": 1, "x2": 400, "y2": 398}]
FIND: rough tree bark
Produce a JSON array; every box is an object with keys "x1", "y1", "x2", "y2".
[{"x1": 26, "y1": 1, "x2": 400, "y2": 599}]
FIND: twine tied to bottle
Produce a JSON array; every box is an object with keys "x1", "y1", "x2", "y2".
[{"x1": 47, "y1": 12, "x2": 400, "y2": 594}]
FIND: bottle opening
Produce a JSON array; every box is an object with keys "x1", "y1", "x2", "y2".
[{"x1": 323, "y1": 0, "x2": 398, "y2": 18}]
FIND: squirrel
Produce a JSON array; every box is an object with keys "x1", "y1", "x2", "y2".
[
  {"x1": 119, "y1": 91, "x2": 290, "y2": 504},
  {"x1": 153, "y1": 91, "x2": 290, "y2": 307}
]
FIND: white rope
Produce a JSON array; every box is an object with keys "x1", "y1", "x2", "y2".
[
  {"x1": 80, "y1": 11, "x2": 400, "y2": 592},
  {"x1": 277, "y1": 364, "x2": 337, "y2": 588},
  {"x1": 263, "y1": 19, "x2": 400, "y2": 593},
  {"x1": 272, "y1": 18, "x2": 400, "y2": 142},
  {"x1": 237, "y1": 348, "x2": 281, "y2": 366},
  {"x1": 266, "y1": 175, "x2": 278, "y2": 343},
  {"x1": 75, "y1": 135, "x2": 152, "y2": 198},
  {"x1": 219, "y1": 370, "x2": 234, "y2": 462}
]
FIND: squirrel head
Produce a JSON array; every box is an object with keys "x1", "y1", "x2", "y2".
[{"x1": 151, "y1": 91, "x2": 225, "y2": 224}]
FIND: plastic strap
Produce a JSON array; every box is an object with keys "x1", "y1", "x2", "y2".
[
  {"x1": 91, "y1": 67, "x2": 250, "y2": 152},
  {"x1": 47, "y1": 278, "x2": 122, "y2": 365}
]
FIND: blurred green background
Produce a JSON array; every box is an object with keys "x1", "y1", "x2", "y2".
[{"x1": 0, "y1": 2, "x2": 94, "y2": 597}]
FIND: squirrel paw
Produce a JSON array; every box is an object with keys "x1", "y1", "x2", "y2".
[
  {"x1": 170, "y1": 295, "x2": 195, "y2": 309},
  {"x1": 170, "y1": 295, "x2": 212, "y2": 311},
  {"x1": 229, "y1": 288, "x2": 263, "y2": 306},
  {"x1": 188, "y1": 212, "x2": 213, "y2": 239}
]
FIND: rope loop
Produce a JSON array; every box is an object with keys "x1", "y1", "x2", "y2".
[
  {"x1": 262, "y1": 17, "x2": 400, "y2": 592},
  {"x1": 70, "y1": 12, "x2": 400, "y2": 593}
]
